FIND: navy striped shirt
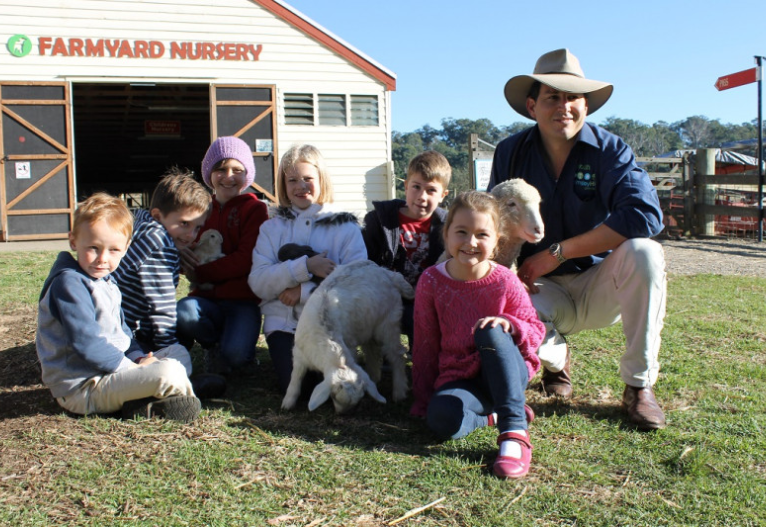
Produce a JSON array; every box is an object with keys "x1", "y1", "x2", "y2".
[{"x1": 112, "y1": 209, "x2": 180, "y2": 349}]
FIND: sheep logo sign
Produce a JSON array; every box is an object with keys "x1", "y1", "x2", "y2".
[{"x1": 7, "y1": 35, "x2": 33, "y2": 57}]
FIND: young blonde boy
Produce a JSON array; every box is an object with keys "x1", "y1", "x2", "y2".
[
  {"x1": 36, "y1": 193, "x2": 200, "y2": 422},
  {"x1": 362, "y1": 150, "x2": 451, "y2": 342}
]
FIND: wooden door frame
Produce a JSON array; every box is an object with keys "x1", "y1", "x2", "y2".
[
  {"x1": 0, "y1": 81, "x2": 74, "y2": 241},
  {"x1": 210, "y1": 84, "x2": 278, "y2": 203}
]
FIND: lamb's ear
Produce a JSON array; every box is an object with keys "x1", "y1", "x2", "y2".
[
  {"x1": 308, "y1": 379, "x2": 332, "y2": 411},
  {"x1": 362, "y1": 376, "x2": 387, "y2": 404},
  {"x1": 349, "y1": 364, "x2": 386, "y2": 404}
]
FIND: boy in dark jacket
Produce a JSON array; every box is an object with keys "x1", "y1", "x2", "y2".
[{"x1": 362, "y1": 150, "x2": 451, "y2": 343}]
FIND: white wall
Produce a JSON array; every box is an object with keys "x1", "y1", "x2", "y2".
[{"x1": 0, "y1": 0, "x2": 395, "y2": 213}]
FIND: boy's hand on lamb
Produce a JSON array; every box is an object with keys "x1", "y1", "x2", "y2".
[
  {"x1": 179, "y1": 246, "x2": 200, "y2": 267},
  {"x1": 474, "y1": 316, "x2": 512, "y2": 333},
  {"x1": 179, "y1": 247, "x2": 201, "y2": 281},
  {"x1": 306, "y1": 251, "x2": 336, "y2": 278},
  {"x1": 279, "y1": 285, "x2": 301, "y2": 306}
]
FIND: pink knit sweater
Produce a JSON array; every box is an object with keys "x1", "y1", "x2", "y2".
[{"x1": 410, "y1": 263, "x2": 545, "y2": 417}]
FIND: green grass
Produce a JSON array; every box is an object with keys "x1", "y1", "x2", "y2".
[{"x1": 1, "y1": 252, "x2": 765, "y2": 526}]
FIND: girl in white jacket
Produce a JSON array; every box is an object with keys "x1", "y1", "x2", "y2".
[{"x1": 248, "y1": 145, "x2": 367, "y2": 393}]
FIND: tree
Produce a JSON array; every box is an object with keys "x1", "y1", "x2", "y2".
[
  {"x1": 600, "y1": 117, "x2": 684, "y2": 157},
  {"x1": 439, "y1": 118, "x2": 504, "y2": 150},
  {"x1": 649, "y1": 121, "x2": 683, "y2": 156},
  {"x1": 414, "y1": 125, "x2": 440, "y2": 148},
  {"x1": 502, "y1": 122, "x2": 533, "y2": 136},
  {"x1": 672, "y1": 115, "x2": 714, "y2": 148},
  {"x1": 391, "y1": 131, "x2": 424, "y2": 196}
]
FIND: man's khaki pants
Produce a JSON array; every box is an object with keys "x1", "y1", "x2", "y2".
[{"x1": 531, "y1": 238, "x2": 667, "y2": 387}]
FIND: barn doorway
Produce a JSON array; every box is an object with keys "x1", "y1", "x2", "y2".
[{"x1": 72, "y1": 82, "x2": 211, "y2": 206}]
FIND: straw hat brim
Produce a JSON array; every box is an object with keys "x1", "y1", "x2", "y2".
[{"x1": 504, "y1": 74, "x2": 613, "y2": 120}]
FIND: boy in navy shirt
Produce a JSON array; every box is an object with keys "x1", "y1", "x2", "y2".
[{"x1": 36, "y1": 193, "x2": 200, "y2": 422}]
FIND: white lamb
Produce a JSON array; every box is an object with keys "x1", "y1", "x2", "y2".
[
  {"x1": 194, "y1": 229, "x2": 224, "y2": 264},
  {"x1": 281, "y1": 260, "x2": 414, "y2": 414},
  {"x1": 436, "y1": 180, "x2": 544, "y2": 269},
  {"x1": 192, "y1": 229, "x2": 224, "y2": 290},
  {"x1": 490, "y1": 179, "x2": 545, "y2": 269}
]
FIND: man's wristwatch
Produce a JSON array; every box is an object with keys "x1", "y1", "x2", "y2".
[{"x1": 549, "y1": 243, "x2": 567, "y2": 264}]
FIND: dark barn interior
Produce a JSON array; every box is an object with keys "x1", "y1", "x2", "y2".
[{"x1": 72, "y1": 83, "x2": 211, "y2": 207}]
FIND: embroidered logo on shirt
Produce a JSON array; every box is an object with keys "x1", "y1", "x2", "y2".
[{"x1": 574, "y1": 164, "x2": 597, "y2": 199}]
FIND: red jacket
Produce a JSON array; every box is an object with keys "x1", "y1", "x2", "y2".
[{"x1": 192, "y1": 193, "x2": 268, "y2": 301}]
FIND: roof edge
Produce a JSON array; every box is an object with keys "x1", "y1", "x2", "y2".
[{"x1": 254, "y1": 0, "x2": 396, "y2": 91}]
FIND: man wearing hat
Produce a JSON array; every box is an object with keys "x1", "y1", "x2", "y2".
[{"x1": 487, "y1": 49, "x2": 667, "y2": 430}]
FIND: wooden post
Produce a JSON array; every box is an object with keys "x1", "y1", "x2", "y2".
[
  {"x1": 469, "y1": 134, "x2": 478, "y2": 190},
  {"x1": 695, "y1": 148, "x2": 717, "y2": 236},
  {"x1": 682, "y1": 152, "x2": 693, "y2": 236}
]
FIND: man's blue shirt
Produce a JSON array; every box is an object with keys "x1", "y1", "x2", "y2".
[{"x1": 488, "y1": 123, "x2": 663, "y2": 274}]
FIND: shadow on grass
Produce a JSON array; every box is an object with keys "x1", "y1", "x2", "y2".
[
  {"x1": 208, "y1": 352, "x2": 442, "y2": 456},
  {"x1": 0, "y1": 386, "x2": 59, "y2": 419},
  {"x1": 527, "y1": 381, "x2": 656, "y2": 432},
  {"x1": 0, "y1": 343, "x2": 42, "y2": 389}
]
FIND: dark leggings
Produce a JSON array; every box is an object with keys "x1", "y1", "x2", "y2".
[
  {"x1": 426, "y1": 325, "x2": 529, "y2": 440},
  {"x1": 266, "y1": 331, "x2": 320, "y2": 396}
]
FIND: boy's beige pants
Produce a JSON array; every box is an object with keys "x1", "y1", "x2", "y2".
[{"x1": 56, "y1": 344, "x2": 195, "y2": 415}]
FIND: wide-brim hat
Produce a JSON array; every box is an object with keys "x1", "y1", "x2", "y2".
[{"x1": 504, "y1": 48, "x2": 613, "y2": 120}]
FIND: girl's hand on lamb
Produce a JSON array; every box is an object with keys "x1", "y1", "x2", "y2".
[
  {"x1": 136, "y1": 352, "x2": 158, "y2": 366},
  {"x1": 473, "y1": 316, "x2": 512, "y2": 333},
  {"x1": 279, "y1": 285, "x2": 301, "y2": 306},
  {"x1": 306, "y1": 251, "x2": 336, "y2": 278}
]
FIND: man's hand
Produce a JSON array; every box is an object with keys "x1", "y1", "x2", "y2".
[
  {"x1": 518, "y1": 225, "x2": 627, "y2": 293},
  {"x1": 517, "y1": 252, "x2": 559, "y2": 294}
]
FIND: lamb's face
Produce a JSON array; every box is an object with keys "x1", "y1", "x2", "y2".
[
  {"x1": 492, "y1": 181, "x2": 545, "y2": 244},
  {"x1": 201, "y1": 230, "x2": 223, "y2": 245},
  {"x1": 330, "y1": 369, "x2": 365, "y2": 413}
]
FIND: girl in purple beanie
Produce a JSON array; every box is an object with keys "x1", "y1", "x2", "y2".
[{"x1": 177, "y1": 136, "x2": 269, "y2": 380}]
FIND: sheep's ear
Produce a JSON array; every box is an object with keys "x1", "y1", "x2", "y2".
[
  {"x1": 308, "y1": 379, "x2": 332, "y2": 411},
  {"x1": 363, "y1": 377, "x2": 387, "y2": 404}
]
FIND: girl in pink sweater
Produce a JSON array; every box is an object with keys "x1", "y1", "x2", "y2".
[{"x1": 411, "y1": 190, "x2": 545, "y2": 479}]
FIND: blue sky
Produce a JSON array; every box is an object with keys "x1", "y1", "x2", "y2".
[{"x1": 285, "y1": 0, "x2": 766, "y2": 134}]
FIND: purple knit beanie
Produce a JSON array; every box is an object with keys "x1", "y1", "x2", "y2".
[{"x1": 201, "y1": 136, "x2": 256, "y2": 189}]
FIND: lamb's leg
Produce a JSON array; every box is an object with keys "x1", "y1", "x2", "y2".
[
  {"x1": 361, "y1": 343, "x2": 383, "y2": 384},
  {"x1": 281, "y1": 362, "x2": 308, "y2": 410},
  {"x1": 383, "y1": 342, "x2": 409, "y2": 402}
]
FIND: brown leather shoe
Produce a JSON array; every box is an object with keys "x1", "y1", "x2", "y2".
[
  {"x1": 622, "y1": 385, "x2": 666, "y2": 430},
  {"x1": 540, "y1": 346, "x2": 572, "y2": 398}
]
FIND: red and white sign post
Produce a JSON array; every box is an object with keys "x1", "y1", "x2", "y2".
[
  {"x1": 715, "y1": 58, "x2": 764, "y2": 241},
  {"x1": 714, "y1": 67, "x2": 757, "y2": 91}
]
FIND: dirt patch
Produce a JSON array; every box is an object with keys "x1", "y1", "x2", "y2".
[{"x1": 660, "y1": 238, "x2": 766, "y2": 277}]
